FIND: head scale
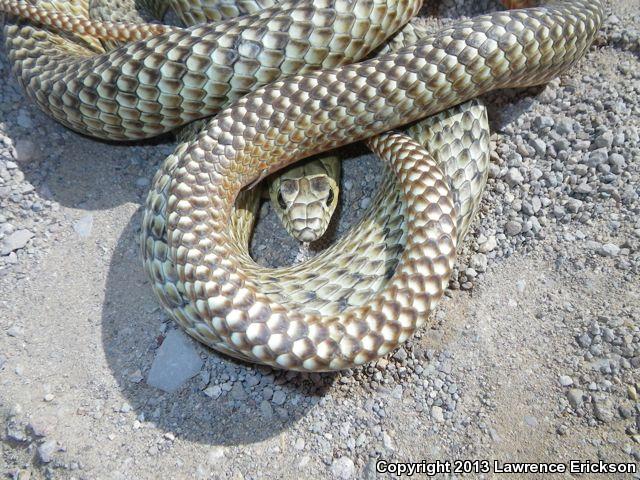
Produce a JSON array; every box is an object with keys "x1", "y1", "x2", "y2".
[{"x1": 268, "y1": 156, "x2": 340, "y2": 243}]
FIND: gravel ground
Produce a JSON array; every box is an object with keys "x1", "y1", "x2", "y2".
[{"x1": 1, "y1": 1, "x2": 640, "y2": 479}]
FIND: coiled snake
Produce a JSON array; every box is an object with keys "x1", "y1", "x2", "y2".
[{"x1": 1, "y1": 0, "x2": 604, "y2": 371}]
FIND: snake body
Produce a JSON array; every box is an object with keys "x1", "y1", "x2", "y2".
[
  {"x1": 1, "y1": 0, "x2": 604, "y2": 371},
  {"x1": 147, "y1": 0, "x2": 604, "y2": 370},
  {"x1": 2, "y1": 0, "x2": 422, "y2": 139}
]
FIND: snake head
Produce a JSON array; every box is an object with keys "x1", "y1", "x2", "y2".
[{"x1": 268, "y1": 156, "x2": 340, "y2": 243}]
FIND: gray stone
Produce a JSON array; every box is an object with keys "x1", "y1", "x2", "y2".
[
  {"x1": 37, "y1": 439, "x2": 57, "y2": 463},
  {"x1": 16, "y1": 109, "x2": 33, "y2": 129},
  {"x1": 197, "y1": 368, "x2": 211, "y2": 385},
  {"x1": 534, "y1": 116, "x2": 554, "y2": 130},
  {"x1": 6, "y1": 325, "x2": 23, "y2": 337},
  {"x1": 73, "y1": 215, "x2": 93, "y2": 239},
  {"x1": 578, "y1": 134, "x2": 598, "y2": 152},
  {"x1": 393, "y1": 347, "x2": 407, "y2": 362},
  {"x1": 382, "y1": 432, "x2": 395, "y2": 450},
  {"x1": 147, "y1": 329, "x2": 203, "y2": 393},
  {"x1": 14, "y1": 139, "x2": 40, "y2": 163},
  {"x1": 1, "y1": 229, "x2": 34, "y2": 255},
  {"x1": 331, "y1": 457, "x2": 355, "y2": 480},
  {"x1": 478, "y1": 235, "x2": 497, "y2": 253},
  {"x1": 231, "y1": 382, "x2": 248, "y2": 401},
  {"x1": 578, "y1": 333, "x2": 591, "y2": 348},
  {"x1": 136, "y1": 177, "x2": 150, "y2": 188},
  {"x1": 28, "y1": 419, "x2": 52, "y2": 438},
  {"x1": 531, "y1": 168, "x2": 544, "y2": 181},
  {"x1": 538, "y1": 86, "x2": 556, "y2": 103},
  {"x1": 574, "y1": 183, "x2": 593, "y2": 194},
  {"x1": 245, "y1": 374, "x2": 260, "y2": 387},
  {"x1": 531, "y1": 196, "x2": 542, "y2": 212},
  {"x1": 530, "y1": 138, "x2": 547, "y2": 156},
  {"x1": 567, "y1": 389, "x2": 584, "y2": 409},
  {"x1": 565, "y1": 198, "x2": 583, "y2": 213},
  {"x1": 489, "y1": 427, "x2": 502, "y2": 442},
  {"x1": 431, "y1": 405, "x2": 444, "y2": 422},
  {"x1": 259, "y1": 400, "x2": 273, "y2": 420},
  {"x1": 203, "y1": 385, "x2": 222, "y2": 399},
  {"x1": 594, "y1": 131, "x2": 613, "y2": 149},
  {"x1": 470, "y1": 253, "x2": 488, "y2": 273},
  {"x1": 391, "y1": 385, "x2": 403, "y2": 400},
  {"x1": 555, "y1": 119, "x2": 575, "y2": 135},
  {"x1": 597, "y1": 243, "x2": 620, "y2": 257},
  {"x1": 262, "y1": 387, "x2": 273, "y2": 401},
  {"x1": 272, "y1": 390, "x2": 286, "y2": 406},
  {"x1": 505, "y1": 221, "x2": 522, "y2": 236},
  {"x1": 559, "y1": 375, "x2": 573, "y2": 387},
  {"x1": 593, "y1": 399, "x2": 614, "y2": 422},
  {"x1": 585, "y1": 148, "x2": 608, "y2": 168},
  {"x1": 608, "y1": 153, "x2": 625, "y2": 168},
  {"x1": 505, "y1": 167, "x2": 524, "y2": 187},
  {"x1": 363, "y1": 459, "x2": 377, "y2": 480},
  {"x1": 6, "y1": 424, "x2": 28, "y2": 443}
]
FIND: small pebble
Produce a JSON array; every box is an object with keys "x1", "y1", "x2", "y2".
[
  {"x1": 431, "y1": 405, "x2": 445, "y2": 422},
  {"x1": 559, "y1": 375, "x2": 573, "y2": 387},
  {"x1": 597, "y1": 243, "x2": 620, "y2": 257},
  {"x1": 73, "y1": 215, "x2": 93, "y2": 239},
  {"x1": 272, "y1": 390, "x2": 286, "y2": 406},
  {"x1": 37, "y1": 440, "x2": 57, "y2": 463},
  {"x1": 331, "y1": 457, "x2": 355, "y2": 480}
]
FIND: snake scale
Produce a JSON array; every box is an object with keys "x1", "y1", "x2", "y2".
[{"x1": 1, "y1": 0, "x2": 604, "y2": 371}]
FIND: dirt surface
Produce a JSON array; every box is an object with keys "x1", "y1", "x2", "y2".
[{"x1": 1, "y1": 1, "x2": 640, "y2": 479}]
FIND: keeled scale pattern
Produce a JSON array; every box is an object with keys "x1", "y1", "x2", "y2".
[
  {"x1": 141, "y1": 0, "x2": 604, "y2": 370},
  {"x1": 144, "y1": 100, "x2": 489, "y2": 355},
  {"x1": 147, "y1": 128, "x2": 458, "y2": 370},
  {"x1": 2, "y1": 0, "x2": 422, "y2": 139},
  {"x1": 0, "y1": 0, "x2": 172, "y2": 41}
]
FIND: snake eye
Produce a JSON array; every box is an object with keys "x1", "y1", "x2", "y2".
[
  {"x1": 277, "y1": 190, "x2": 287, "y2": 210},
  {"x1": 326, "y1": 188, "x2": 334, "y2": 206}
]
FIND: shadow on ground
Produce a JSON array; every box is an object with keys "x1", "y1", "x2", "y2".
[{"x1": 100, "y1": 211, "x2": 337, "y2": 446}]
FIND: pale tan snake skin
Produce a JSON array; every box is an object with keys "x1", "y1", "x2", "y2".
[
  {"x1": 2, "y1": 0, "x2": 422, "y2": 139},
  {"x1": 141, "y1": 0, "x2": 604, "y2": 370},
  {"x1": 1, "y1": 0, "x2": 604, "y2": 370},
  {"x1": 0, "y1": 0, "x2": 422, "y2": 240}
]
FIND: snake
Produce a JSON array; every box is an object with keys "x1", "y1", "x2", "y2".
[
  {"x1": 1, "y1": 0, "x2": 604, "y2": 371},
  {"x1": 0, "y1": 0, "x2": 409, "y2": 240}
]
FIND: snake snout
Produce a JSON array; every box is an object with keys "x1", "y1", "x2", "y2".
[
  {"x1": 297, "y1": 228, "x2": 320, "y2": 243},
  {"x1": 289, "y1": 203, "x2": 328, "y2": 242}
]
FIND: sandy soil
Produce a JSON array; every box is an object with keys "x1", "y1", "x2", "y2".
[{"x1": 1, "y1": 1, "x2": 639, "y2": 479}]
